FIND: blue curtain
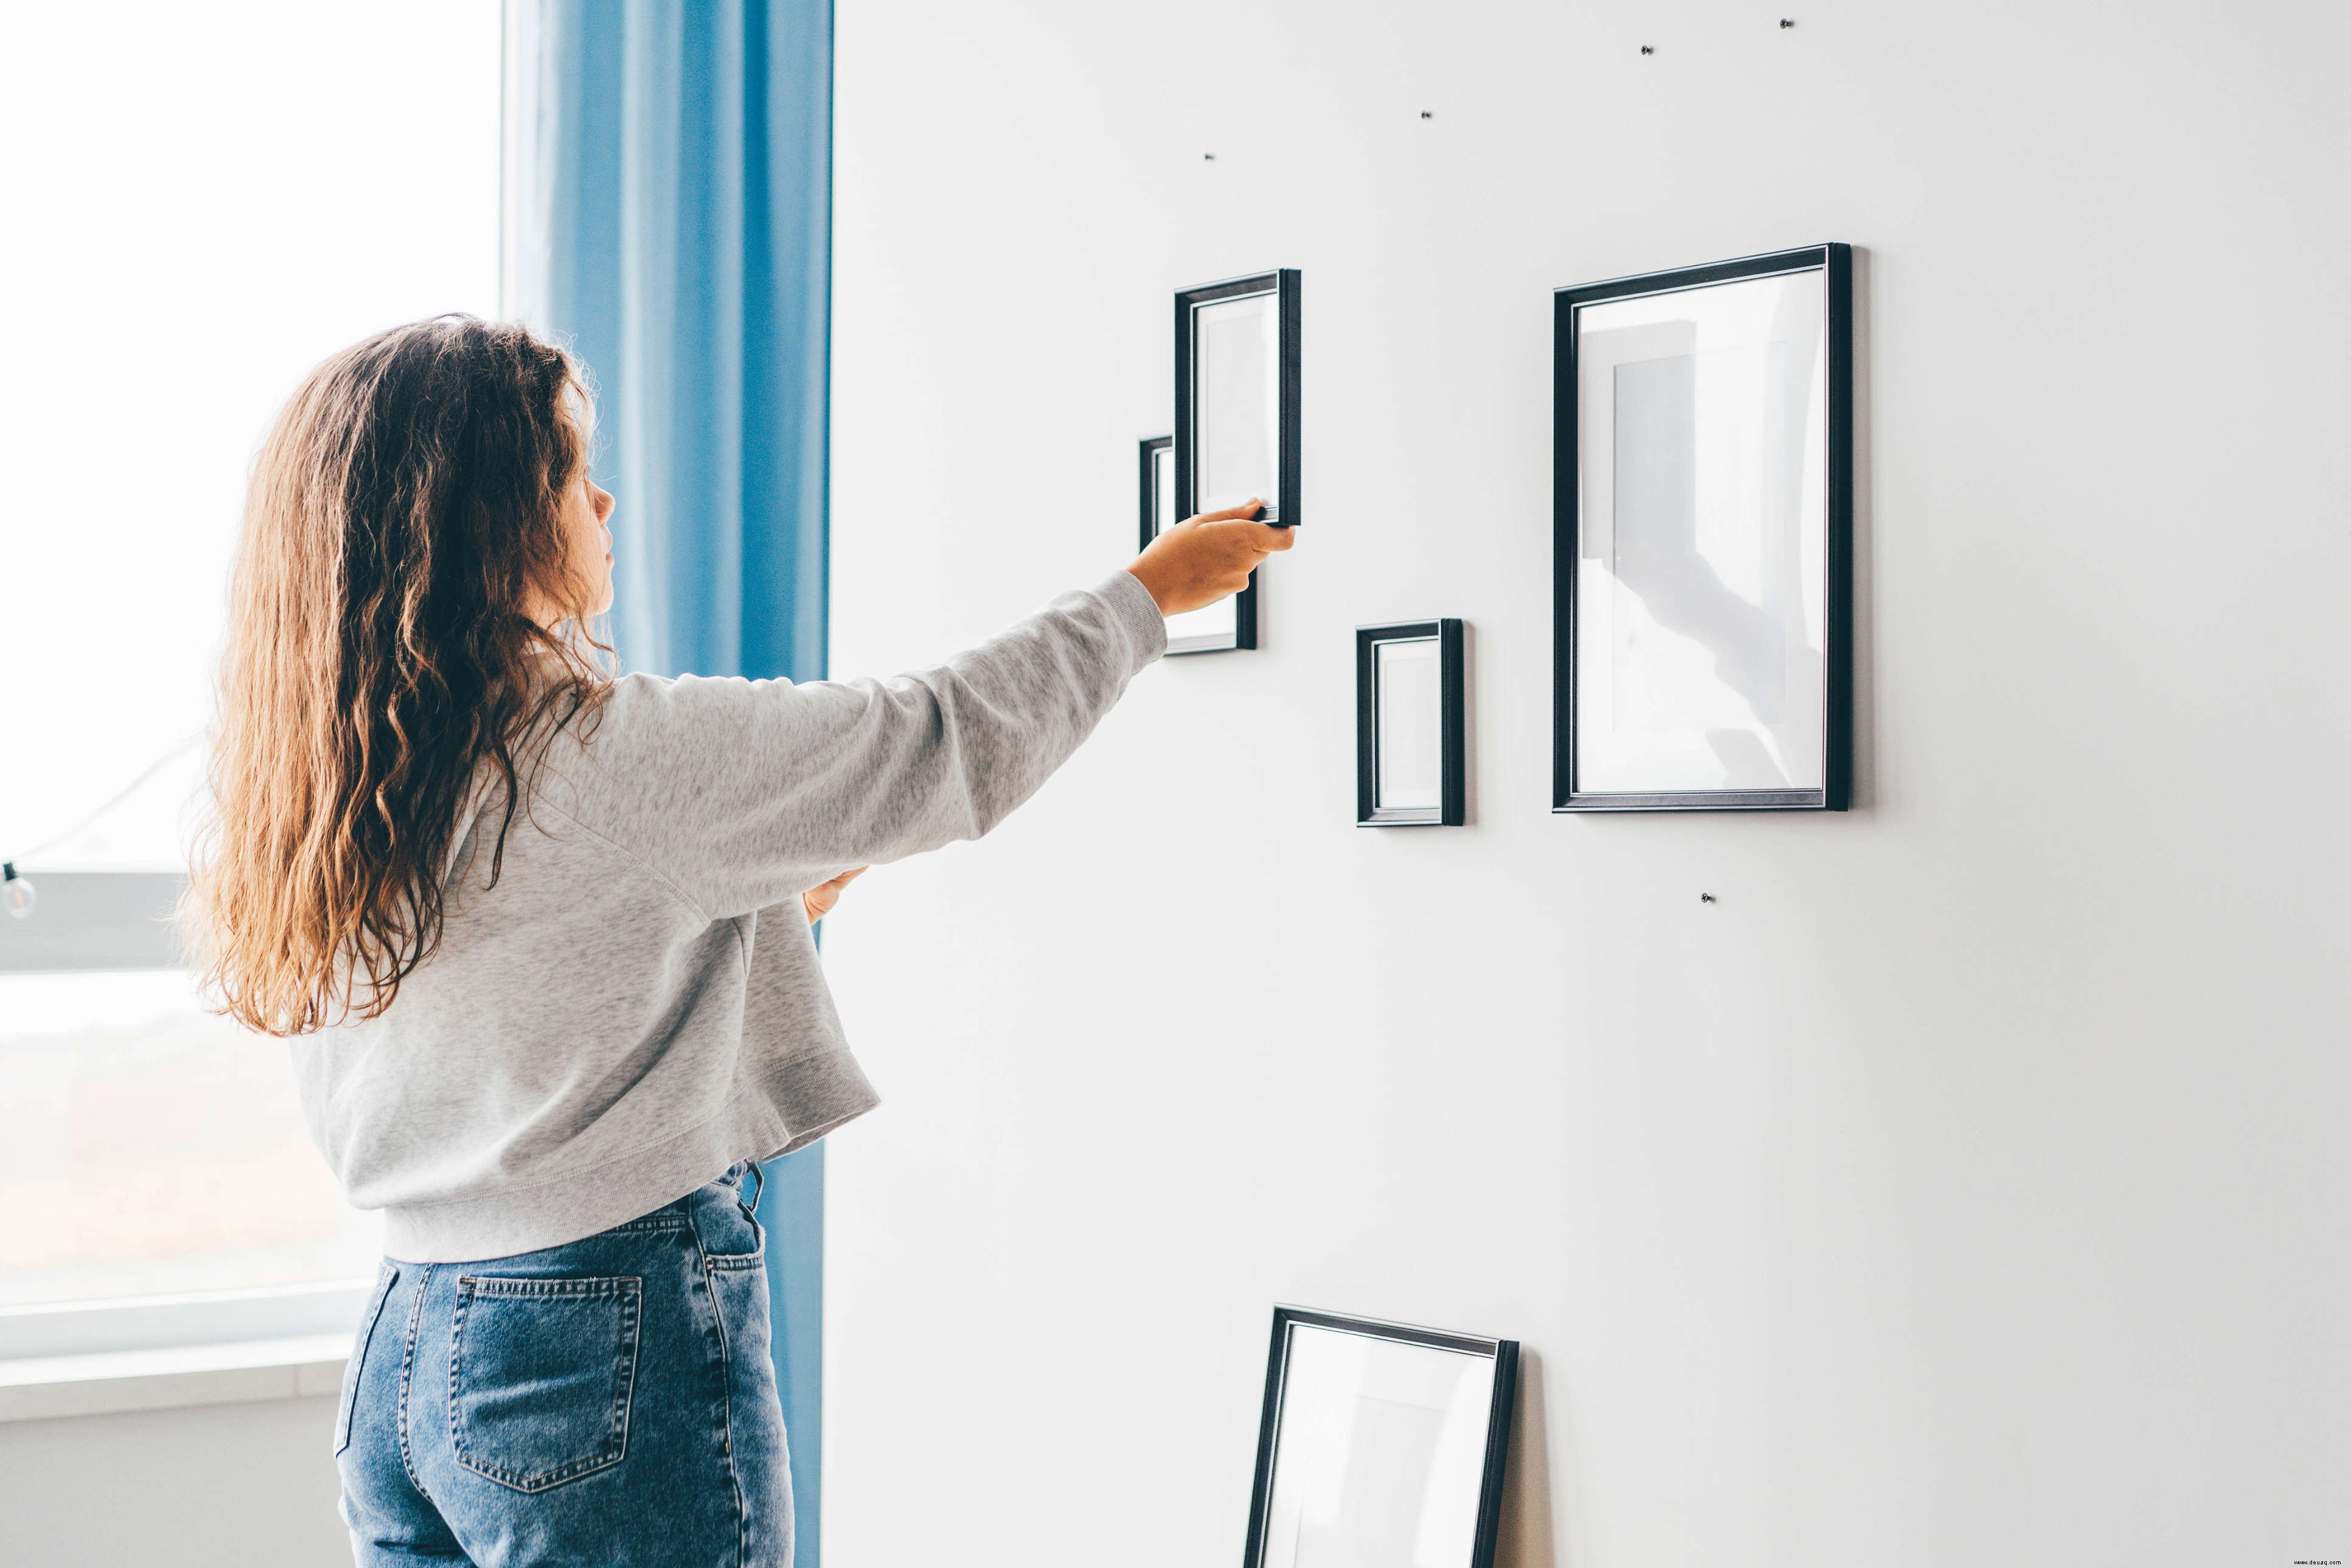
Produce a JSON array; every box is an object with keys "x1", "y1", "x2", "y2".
[{"x1": 504, "y1": 4, "x2": 832, "y2": 1562}]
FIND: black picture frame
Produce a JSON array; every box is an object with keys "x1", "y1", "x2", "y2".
[
  {"x1": 1552, "y1": 243, "x2": 1853, "y2": 812},
  {"x1": 1356, "y1": 619, "x2": 1465, "y2": 827},
  {"x1": 1140, "y1": 433, "x2": 1255, "y2": 653},
  {"x1": 1242, "y1": 1305, "x2": 1519, "y2": 1568},
  {"x1": 1175, "y1": 268, "x2": 1301, "y2": 529}
]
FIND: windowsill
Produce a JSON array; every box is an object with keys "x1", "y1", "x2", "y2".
[{"x1": 0, "y1": 1332, "x2": 352, "y2": 1424}]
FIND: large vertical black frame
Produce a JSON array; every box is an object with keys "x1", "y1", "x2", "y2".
[
  {"x1": 1242, "y1": 1305, "x2": 1519, "y2": 1568},
  {"x1": 1140, "y1": 433, "x2": 1255, "y2": 653},
  {"x1": 1552, "y1": 243, "x2": 1852, "y2": 812},
  {"x1": 1176, "y1": 268, "x2": 1302, "y2": 531},
  {"x1": 1356, "y1": 619, "x2": 1466, "y2": 827}
]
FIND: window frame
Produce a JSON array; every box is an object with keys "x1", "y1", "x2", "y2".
[
  {"x1": 0, "y1": 1278, "x2": 371, "y2": 1362},
  {"x1": 1, "y1": 877, "x2": 375, "y2": 1361},
  {"x1": 0, "y1": 871, "x2": 187, "y2": 974}
]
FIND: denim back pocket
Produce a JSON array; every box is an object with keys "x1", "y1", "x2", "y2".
[
  {"x1": 448, "y1": 1275, "x2": 643, "y2": 1493},
  {"x1": 335, "y1": 1261, "x2": 401, "y2": 1457}
]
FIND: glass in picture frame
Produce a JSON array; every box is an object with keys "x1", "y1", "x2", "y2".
[
  {"x1": 1356, "y1": 619, "x2": 1465, "y2": 826},
  {"x1": 1553, "y1": 245, "x2": 1853, "y2": 811},
  {"x1": 1175, "y1": 268, "x2": 1300, "y2": 529},
  {"x1": 1242, "y1": 1306, "x2": 1518, "y2": 1568}
]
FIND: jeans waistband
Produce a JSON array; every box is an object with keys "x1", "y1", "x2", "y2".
[{"x1": 660, "y1": 1160, "x2": 762, "y2": 1218}]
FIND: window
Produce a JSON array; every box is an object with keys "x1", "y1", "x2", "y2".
[{"x1": 0, "y1": 2, "x2": 500, "y2": 1342}]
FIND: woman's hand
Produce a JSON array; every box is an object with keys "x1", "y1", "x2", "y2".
[
  {"x1": 1125, "y1": 501, "x2": 1297, "y2": 616},
  {"x1": 804, "y1": 868, "x2": 866, "y2": 924}
]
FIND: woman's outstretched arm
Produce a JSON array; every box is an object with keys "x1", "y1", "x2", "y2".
[{"x1": 575, "y1": 504, "x2": 1295, "y2": 921}]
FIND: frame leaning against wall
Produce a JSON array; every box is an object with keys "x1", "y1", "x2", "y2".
[
  {"x1": 1242, "y1": 1305, "x2": 1519, "y2": 1568},
  {"x1": 1552, "y1": 243, "x2": 1853, "y2": 812},
  {"x1": 1140, "y1": 434, "x2": 1255, "y2": 653}
]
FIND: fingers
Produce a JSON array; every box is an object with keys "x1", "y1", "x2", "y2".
[
  {"x1": 1125, "y1": 498, "x2": 1298, "y2": 617},
  {"x1": 1196, "y1": 519, "x2": 1296, "y2": 554}
]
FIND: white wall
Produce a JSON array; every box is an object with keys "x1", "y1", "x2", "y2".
[
  {"x1": 823, "y1": 1, "x2": 2351, "y2": 1564},
  {"x1": 0, "y1": 1396, "x2": 346, "y2": 1566}
]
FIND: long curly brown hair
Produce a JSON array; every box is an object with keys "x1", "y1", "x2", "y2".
[{"x1": 191, "y1": 316, "x2": 611, "y2": 1036}]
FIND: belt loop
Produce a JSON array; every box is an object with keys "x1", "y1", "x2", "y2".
[{"x1": 739, "y1": 1159, "x2": 764, "y2": 1221}]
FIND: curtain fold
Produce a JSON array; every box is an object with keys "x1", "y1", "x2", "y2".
[{"x1": 503, "y1": 5, "x2": 832, "y2": 1562}]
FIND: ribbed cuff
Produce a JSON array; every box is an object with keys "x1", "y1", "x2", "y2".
[{"x1": 1098, "y1": 568, "x2": 1171, "y2": 670}]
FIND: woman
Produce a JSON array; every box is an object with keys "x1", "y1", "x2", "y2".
[{"x1": 191, "y1": 315, "x2": 1291, "y2": 1566}]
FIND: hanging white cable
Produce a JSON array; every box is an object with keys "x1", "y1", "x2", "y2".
[{"x1": 2, "y1": 731, "x2": 206, "y2": 919}]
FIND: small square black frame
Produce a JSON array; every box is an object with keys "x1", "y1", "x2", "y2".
[
  {"x1": 1242, "y1": 1305, "x2": 1519, "y2": 1568},
  {"x1": 1552, "y1": 243, "x2": 1853, "y2": 812},
  {"x1": 1174, "y1": 268, "x2": 1301, "y2": 529},
  {"x1": 1140, "y1": 433, "x2": 1256, "y2": 652},
  {"x1": 1357, "y1": 619, "x2": 1465, "y2": 826}
]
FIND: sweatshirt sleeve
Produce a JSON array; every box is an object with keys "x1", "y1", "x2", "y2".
[{"x1": 590, "y1": 571, "x2": 1168, "y2": 921}]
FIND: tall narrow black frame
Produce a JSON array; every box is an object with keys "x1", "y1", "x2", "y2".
[
  {"x1": 1175, "y1": 268, "x2": 1301, "y2": 529},
  {"x1": 1357, "y1": 619, "x2": 1465, "y2": 826},
  {"x1": 1242, "y1": 1305, "x2": 1518, "y2": 1568},
  {"x1": 1140, "y1": 433, "x2": 1255, "y2": 652},
  {"x1": 1552, "y1": 243, "x2": 1853, "y2": 812}
]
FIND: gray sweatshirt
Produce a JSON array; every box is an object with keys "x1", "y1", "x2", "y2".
[{"x1": 293, "y1": 571, "x2": 1166, "y2": 1262}]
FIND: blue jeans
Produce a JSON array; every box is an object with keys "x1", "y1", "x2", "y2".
[{"x1": 337, "y1": 1164, "x2": 792, "y2": 1566}]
